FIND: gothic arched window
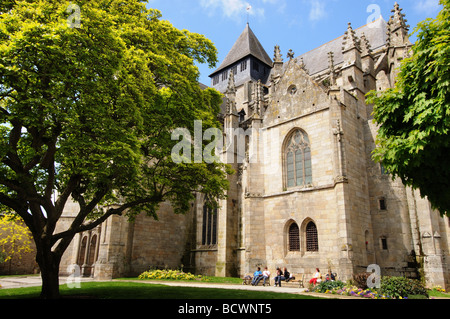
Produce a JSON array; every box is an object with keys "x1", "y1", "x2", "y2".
[
  {"x1": 306, "y1": 221, "x2": 319, "y2": 252},
  {"x1": 284, "y1": 129, "x2": 312, "y2": 188},
  {"x1": 202, "y1": 205, "x2": 217, "y2": 246},
  {"x1": 288, "y1": 223, "x2": 300, "y2": 252}
]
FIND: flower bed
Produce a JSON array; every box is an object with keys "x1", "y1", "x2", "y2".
[
  {"x1": 321, "y1": 286, "x2": 391, "y2": 299},
  {"x1": 306, "y1": 276, "x2": 430, "y2": 299},
  {"x1": 138, "y1": 269, "x2": 209, "y2": 281}
]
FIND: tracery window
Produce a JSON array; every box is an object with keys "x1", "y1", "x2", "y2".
[
  {"x1": 202, "y1": 205, "x2": 217, "y2": 246},
  {"x1": 284, "y1": 130, "x2": 312, "y2": 188}
]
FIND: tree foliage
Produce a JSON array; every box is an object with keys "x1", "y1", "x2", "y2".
[
  {"x1": 0, "y1": 0, "x2": 230, "y2": 297},
  {"x1": 0, "y1": 214, "x2": 33, "y2": 263},
  {"x1": 367, "y1": 0, "x2": 450, "y2": 217}
]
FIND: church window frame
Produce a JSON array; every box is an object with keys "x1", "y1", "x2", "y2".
[
  {"x1": 288, "y1": 222, "x2": 300, "y2": 252},
  {"x1": 201, "y1": 204, "x2": 218, "y2": 246},
  {"x1": 305, "y1": 221, "x2": 319, "y2": 252},
  {"x1": 380, "y1": 236, "x2": 388, "y2": 250},
  {"x1": 213, "y1": 75, "x2": 219, "y2": 85},
  {"x1": 221, "y1": 70, "x2": 228, "y2": 82},
  {"x1": 240, "y1": 60, "x2": 247, "y2": 72},
  {"x1": 283, "y1": 129, "x2": 313, "y2": 189}
]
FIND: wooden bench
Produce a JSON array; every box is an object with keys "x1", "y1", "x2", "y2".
[
  {"x1": 242, "y1": 275, "x2": 271, "y2": 286},
  {"x1": 274, "y1": 274, "x2": 306, "y2": 288}
]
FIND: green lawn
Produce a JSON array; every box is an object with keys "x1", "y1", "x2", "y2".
[{"x1": 0, "y1": 281, "x2": 323, "y2": 299}]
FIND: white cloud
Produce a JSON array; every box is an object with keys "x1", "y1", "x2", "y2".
[
  {"x1": 308, "y1": 0, "x2": 326, "y2": 22},
  {"x1": 200, "y1": 0, "x2": 265, "y2": 19},
  {"x1": 415, "y1": 0, "x2": 442, "y2": 14}
]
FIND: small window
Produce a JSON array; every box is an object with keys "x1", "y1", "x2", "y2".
[
  {"x1": 306, "y1": 222, "x2": 319, "y2": 252},
  {"x1": 222, "y1": 71, "x2": 228, "y2": 82},
  {"x1": 232, "y1": 65, "x2": 238, "y2": 76},
  {"x1": 288, "y1": 223, "x2": 300, "y2": 252},
  {"x1": 381, "y1": 237, "x2": 388, "y2": 250},
  {"x1": 240, "y1": 60, "x2": 247, "y2": 72},
  {"x1": 379, "y1": 198, "x2": 387, "y2": 211},
  {"x1": 252, "y1": 60, "x2": 259, "y2": 72}
]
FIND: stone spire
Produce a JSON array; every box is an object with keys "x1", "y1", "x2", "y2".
[
  {"x1": 328, "y1": 52, "x2": 337, "y2": 86},
  {"x1": 226, "y1": 69, "x2": 236, "y2": 95},
  {"x1": 225, "y1": 70, "x2": 237, "y2": 115},
  {"x1": 360, "y1": 33, "x2": 372, "y2": 57},
  {"x1": 254, "y1": 79, "x2": 264, "y2": 118},
  {"x1": 386, "y1": 2, "x2": 411, "y2": 46},
  {"x1": 390, "y1": 2, "x2": 410, "y2": 32},
  {"x1": 342, "y1": 23, "x2": 361, "y2": 53},
  {"x1": 274, "y1": 45, "x2": 283, "y2": 63}
]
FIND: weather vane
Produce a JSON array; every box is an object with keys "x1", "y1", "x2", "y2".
[{"x1": 246, "y1": 4, "x2": 252, "y2": 24}]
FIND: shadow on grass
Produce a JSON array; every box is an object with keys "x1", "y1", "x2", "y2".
[{"x1": 0, "y1": 282, "x2": 323, "y2": 300}]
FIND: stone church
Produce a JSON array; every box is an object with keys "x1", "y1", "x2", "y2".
[{"x1": 59, "y1": 3, "x2": 449, "y2": 289}]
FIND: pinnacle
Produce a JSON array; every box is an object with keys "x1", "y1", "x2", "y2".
[
  {"x1": 342, "y1": 22, "x2": 361, "y2": 52},
  {"x1": 389, "y1": 2, "x2": 410, "y2": 31}
]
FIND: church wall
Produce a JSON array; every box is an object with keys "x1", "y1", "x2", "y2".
[
  {"x1": 250, "y1": 64, "x2": 343, "y2": 278},
  {"x1": 128, "y1": 202, "x2": 193, "y2": 276},
  {"x1": 261, "y1": 188, "x2": 340, "y2": 278}
]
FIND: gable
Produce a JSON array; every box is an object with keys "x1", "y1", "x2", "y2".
[{"x1": 264, "y1": 60, "x2": 330, "y2": 126}]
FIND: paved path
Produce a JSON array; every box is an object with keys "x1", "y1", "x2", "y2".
[{"x1": 0, "y1": 275, "x2": 94, "y2": 289}]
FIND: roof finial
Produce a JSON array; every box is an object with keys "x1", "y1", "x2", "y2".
[
  {"x1": 360, "y1": 33, "x2": 372, "y2": 57},
  {"x1": 389, "y1": 2, "x2": 410, "y2": 32},
  {"x1": 274, "y1": 45, "x2": 283, "y2": 63},
  {"x1": 287, "y1": 49, "x2": 295, "y2": 60},
  {"x1": 246, "y1": 4, "x2": 252, "y2": 25},
  {"x1": 342, "y1": 22, "x2": 361, "y2": 52}
]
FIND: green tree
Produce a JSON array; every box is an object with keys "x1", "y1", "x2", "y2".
[
  {"x1": 0, "y1": 0, "x2": 230, "y2": 298},
  {"x1": 0, "y1": 214, "x2": 33, "y2": 269},
  {"x1": 367, "y1": 0, "x2": 450, "y2": 217}
]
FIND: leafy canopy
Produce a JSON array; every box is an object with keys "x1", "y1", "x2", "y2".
[
  {"x1": 367, "y1": 0, "x2": 450, "y2": 217},
  {"x1": 0, "y1": 0, "x2": 230, "y2": 254}
]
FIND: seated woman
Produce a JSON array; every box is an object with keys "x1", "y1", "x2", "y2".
[{"x1": 309, "y1": 268, "x2": 322, "y2": 285}]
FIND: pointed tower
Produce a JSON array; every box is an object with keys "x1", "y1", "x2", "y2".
[
  {"x1": 386, "y1": 2, "x2": 412, "y2": 84},
  {"x1": 341, "y1": 23, "x2": 365, "y2": 105},
  {"x1": 209, "y1": 23, "x2": 273, "y2": 93},
  {"x1": 387, "y1": 2, "x2": 411, "y2": 47}
]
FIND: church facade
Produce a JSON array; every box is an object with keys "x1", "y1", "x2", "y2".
[{"x1": 59, "y1": 3, "x2": 449, "y2": 290}]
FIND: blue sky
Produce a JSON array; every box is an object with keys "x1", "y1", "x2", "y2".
[{"x1": 146, "y1": 0, "x2": 443, "y2": 85}]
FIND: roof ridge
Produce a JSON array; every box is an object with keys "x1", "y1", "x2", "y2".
[{"x1": 210, "y1": 24, "x2": 272, "y2": 76}]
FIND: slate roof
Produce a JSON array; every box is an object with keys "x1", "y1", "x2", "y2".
[
  {"x1": 210, "y1": 23, "x2": 273, "y2": 77},
  {"x1": 297, "y1": 17, "x2": 388, "y2": 76}
]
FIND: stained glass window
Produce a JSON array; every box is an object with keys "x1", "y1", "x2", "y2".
[{"x1": 285, "y1": 130, "x2": 312, "y2": 188}]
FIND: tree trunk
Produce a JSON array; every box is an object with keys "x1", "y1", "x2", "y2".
[{"x1": 37, "y1": 249, "x2": 62, "y2": 299}]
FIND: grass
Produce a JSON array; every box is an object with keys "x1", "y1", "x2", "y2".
[
  {"x1": 429, "y1": 289, "x2": 450, "y2": 299},
  {"x1": 0, "y1": 281, "x2": 323, "y2": 300}
]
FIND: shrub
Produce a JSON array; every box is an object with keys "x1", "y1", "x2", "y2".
[
  {"x1": 352, "y1": 272, "x2": 371, "y2": 290},
  {"x1": 138, "y1": 269, "x2": 208, "y2": 281},
  {"x1": 380, "y1": 276, "x2": 428, "y2": 299},
  {"x1": 313, "y1": 280, "x2": 345, "y2": 293}
]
